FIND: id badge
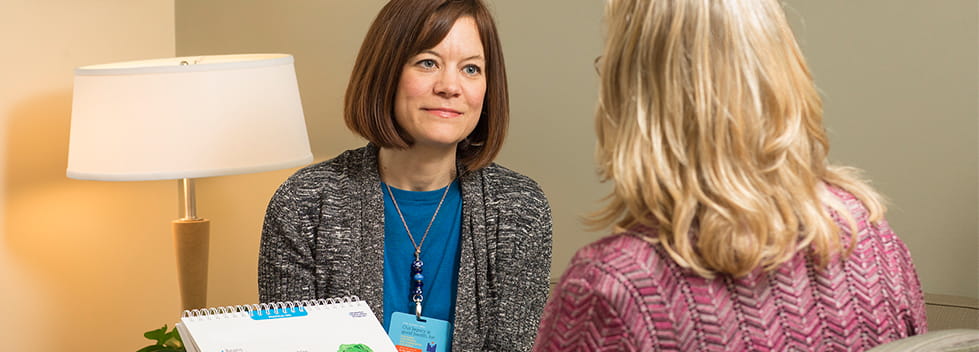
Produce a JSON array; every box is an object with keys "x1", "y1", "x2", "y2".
[{"x1": 388, "y1": 312, "x2": 452, "y2": 352}]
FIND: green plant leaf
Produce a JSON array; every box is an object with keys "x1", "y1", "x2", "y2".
[
  {"x1": 163, "y1": 335, "x2": 184, "y2": 349},
  {"x1": 172, "y1": 327, "x2": 184, "y2": 343},
  {"x1": 140, "y1": 325, "x2": 185, "y2": 352},
  {"x1": 143, "y1": 325, "x2": 169, "y2": 345},
  {"x1": 136, "y1": 345, "x2": 170, "y2": 352}
]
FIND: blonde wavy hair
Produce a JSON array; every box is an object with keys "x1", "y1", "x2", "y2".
[{"x1": 591, "y1": 0, "x2": 885, "y2": 278}]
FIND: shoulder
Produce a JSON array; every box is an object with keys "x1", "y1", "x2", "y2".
[
  {"x1": 271, "y1": 145, "x2": 375, "y2": 200},
  {"x1": 824, "y1": 184, "x2": 902, "y2": 244},
  {"x1": 474, "y1": 163, "x2": 548, "y2": 206},
  {"x1": 569, "y1": 231, "x2": 663, "y2": 273},
  {"x1": 556, "y1": 230, "x2": 686, "y2": 324},
  {"x1": 825, "y1": 184, "x2": 871, "y2": 222},
  {"x1": 825, "y1": 185, "x2": 914, "y2": 275},
  {"x1": 280, "y1": 146, "x2": 373, "y2": 187},
  {"x1": 560, "y1": 229, "x2": 683, "y2": 298},
  {"x1": 550, "y1": 232, "x2": 665, "y2": 326}
]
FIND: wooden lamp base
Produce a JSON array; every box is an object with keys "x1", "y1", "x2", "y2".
[{"x1": 173, "y1": 218, "x2": 210, "y2": 311}]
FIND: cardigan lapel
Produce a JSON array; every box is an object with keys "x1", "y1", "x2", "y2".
[
  {"x1": 452, "y1": 167, "x2": 489, "y2": 351},
  {"x1": 353, "y1": 144, "x2": 386, "y2": 322}
]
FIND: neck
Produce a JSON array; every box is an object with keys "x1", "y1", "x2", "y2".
[{"x1": 378, "y1": 144, "x2": 457, "y2": 191}]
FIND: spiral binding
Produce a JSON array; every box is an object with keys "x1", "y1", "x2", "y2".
[{"x1": 181, "y1": 295, "x2": 361, "y2": 320}]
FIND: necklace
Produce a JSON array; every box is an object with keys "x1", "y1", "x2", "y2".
[{"x1": 384, "y1": 181, "x2": 452, "y2": 319}]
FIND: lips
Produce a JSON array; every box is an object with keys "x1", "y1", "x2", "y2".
[{"x1": 423, "y1": 107, "x2": 463, "y2": 118}]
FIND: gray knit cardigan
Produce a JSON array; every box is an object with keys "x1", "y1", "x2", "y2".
[{"x1": 259, "y1": 144, "x2": 553, "y2": 352}]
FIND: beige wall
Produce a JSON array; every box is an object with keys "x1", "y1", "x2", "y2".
[
  {"x1": 491, "y1": 1, "x2": 608, "y2": 276},
  {"x1": 2, "y1": 1, "x2": 974, "y2": 350},
  {"x1": 0, "y1": 1, "x2": 177, "y2": 351},
  {"x1": 783, "y1": 0, "x2": 978, "y2": 299},
  {"x1": 177, "y1": 0, "x2": 977, "y2": 303}
]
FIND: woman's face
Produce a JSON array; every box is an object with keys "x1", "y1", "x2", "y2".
[{"x1": 394, "y1": 16, "x2": 486, "y2": 150}]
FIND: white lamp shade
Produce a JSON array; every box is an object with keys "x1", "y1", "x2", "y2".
[{"x1": 67, "y1": 53, "x2": 313, "y2": 181}]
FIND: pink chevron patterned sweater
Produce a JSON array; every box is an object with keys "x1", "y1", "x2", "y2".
[{"x1": 534, "y1": 187, "x2": 927, "y2": 351}]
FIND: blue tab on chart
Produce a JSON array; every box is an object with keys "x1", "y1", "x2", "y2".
[{"x1": 250, "y1": 306, "x2": 309, "y2": 320}]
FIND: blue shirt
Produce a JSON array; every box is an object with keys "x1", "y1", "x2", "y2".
[{"x1": 382, "y1": 180, "x2": 462, "y2": 330}]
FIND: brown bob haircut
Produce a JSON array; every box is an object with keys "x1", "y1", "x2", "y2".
[{"x1": 344, "y1": 0, "x2": 509, "y2": 172}]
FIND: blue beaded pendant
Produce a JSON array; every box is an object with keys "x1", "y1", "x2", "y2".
[{"x1": 410, "y1": 257, "x2": 424, "y2": 304}]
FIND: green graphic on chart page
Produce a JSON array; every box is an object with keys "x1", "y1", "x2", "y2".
[{"x1": 337, "y1": 343, "x2": 374, "y2": 352}]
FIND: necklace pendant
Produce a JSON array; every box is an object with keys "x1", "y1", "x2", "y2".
[{"x1": 410, "y1": 257, "x2": 424, "y2": 303}]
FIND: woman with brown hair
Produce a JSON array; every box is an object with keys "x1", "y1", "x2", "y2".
[
  {"x1": 260, "y1": 1, "x2": 552, "y2": 350},
  {"x1": 535, "y1": 0, "x2": 926, "y2": 350}
]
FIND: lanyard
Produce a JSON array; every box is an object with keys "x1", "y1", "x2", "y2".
[{"x1": 384, "y1": 181, "x2": 452, "y2": 319}]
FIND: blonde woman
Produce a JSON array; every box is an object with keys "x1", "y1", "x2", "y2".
[{"x1": 534, "y1": 0, "x2": 926, "y2": 350}]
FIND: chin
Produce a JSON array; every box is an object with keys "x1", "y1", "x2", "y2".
[{"x1": 415, "y1": 136, "x2": 466, "y2": 149}]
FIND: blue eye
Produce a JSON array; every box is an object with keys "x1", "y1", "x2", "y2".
[
  {"x1": 463, "y1": 64, "x2": 481, "y2": 75},
  {"x1": 418, "y1": 59, "x2": 437, "y2": 69}
]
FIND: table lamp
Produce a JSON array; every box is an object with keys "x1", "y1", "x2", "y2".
[{"x1": 66, "y1": 53, "x2": 313, "y2": 311}]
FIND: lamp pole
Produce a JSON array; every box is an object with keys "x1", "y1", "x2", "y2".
[{"x1": 174, "y1": 178, "x2": 209, "y2": 311}]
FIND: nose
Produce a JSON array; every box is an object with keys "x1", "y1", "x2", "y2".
[{"x1": 434, "y1": 70, "x2": 461, "y2": 98}]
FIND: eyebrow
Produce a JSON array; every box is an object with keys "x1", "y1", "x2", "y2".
[{"x1": 419, "y1": 50, "x2": 484, "y2": 62}]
